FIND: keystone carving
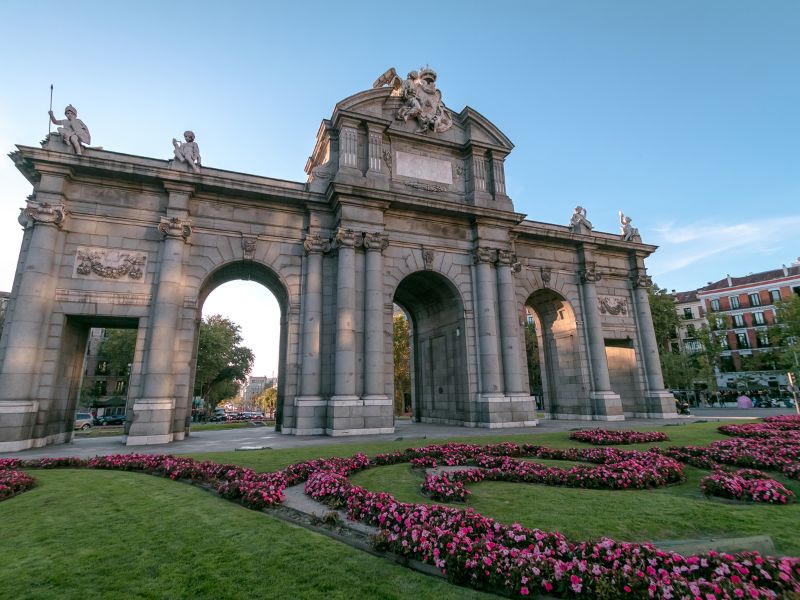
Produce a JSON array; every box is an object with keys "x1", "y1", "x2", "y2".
[
  {"x1": 540, "y1": 267, "x2": 552, "y2": 287},
  {"x1": 421, "y1": 247, "x2": 434, "y2": 270},
  {"x1": 242, "y1": 238, "x2": 257, "y2": 260},
  {"x1": 19, "y1": 198, "x2": 67, "y2": 229},
  {"x1": 362, "y1": 232, "x2": 389, "y2": 251},
  {"x1": 75, "y1": 247, "x2": 146, "y2": 281},
  {"x1": 158, "y1": 216, "x2": 192, "y2": 241}
]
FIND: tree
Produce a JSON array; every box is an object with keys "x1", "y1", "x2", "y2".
[
  {"x1": 647, "y1": 284, "x2": 682, "y2": 351},
  {"x1": 771, "y1": 294, "x2": 800, "y2": 375},
  {"x1": 193, "y1": 315, "x2": 254, "y2": 409},
  {"x1": 393, "y1": 311, "x2": 411, "y2": 415},
  {"x1": 523, "y1": 321, "x2": 542, "y2": 394},
  {"x1": 97, "y1": 329, "x2": 137, "y2": 376},
  {"x1": 254, "y1": 386, "x2": 277, "y2": 416}
]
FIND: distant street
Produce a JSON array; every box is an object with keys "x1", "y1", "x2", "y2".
[{"x1": 3, "y1": 407, "x2": 794, "y2": 460}]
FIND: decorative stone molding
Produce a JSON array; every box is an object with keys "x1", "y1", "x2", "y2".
[
  {"x1": 74, "y1": 247, "x2": 146, "y2": 281},
  {"x1": 540, "y1": 267, "x2": 552, "y2": 287},
  {"x1": 303, "y1": 233, "x2": 330, "y2": 254},
  {"x1": 158, "y1": 216, "x2": 192, "y2": 241},
  {"x1": 242, "y1": 237, "x2": 257, "y2": 260},
  {"x1": 381, "y1": 149, "x2": 393, "y2": 176},
  {"x1": 598, "y1": 296, "x2": 629, "y2": 316},
  {"x1": 404, "y1": 181, "x2": 447, "y2": 193},
  {"x1": 473, "y1": 246, "x2": 497, "y2": 265},
  {"x1": 421, "y1": 247, "x2": 434, "y2": 270},
  {"x1": 362, "y1": 232, "x2": 389, "y2": 252},
  {"x1": 331, "y1": 227, "x2": 358, "y2": 249},
  {"x1": 579, "y1": 263, "x2": 602, "y2": 283},
  {"x1": 631, "y1": 270, "x2": 653, "y2": 288},
  {"x1": 19, "y1": 198, "x2": 67, "y2": 229},
  {"x1": 496, "y1": 249, "x2": 522, "y2": 273},
  {"x1": 56, "y1": 288, "x2": 152, "y2": 306}
]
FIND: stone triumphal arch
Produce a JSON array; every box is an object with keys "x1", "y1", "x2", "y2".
[{"x1": 0, "y1": 68, "x2": 676, "y2": 451}]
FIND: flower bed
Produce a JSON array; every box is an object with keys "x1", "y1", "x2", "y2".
[
  {"x1": 0, "y1": 468, "x2": 36, "y2": 500},
  {"x1": 700, "y1": 469, "x2": 796, "y2": 504},
  {"x1": 718, "y1": 416, "x2": 800, "y2": 439},
  {"x1": 2, "y1": 427, "x2": 800, "y2": 598},
  {"x1": 569, "y1": 428, "x2": 669, "y2": 445}
]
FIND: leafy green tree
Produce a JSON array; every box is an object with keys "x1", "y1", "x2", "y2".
[
  {"x1": 647, "y1": 284, "x2": 682, "y2": 351},
  {"x1": 393, "y1": 311, "x2": 411, "y2": 414},
  {"x1": 194, "y1": 315, "x2": 254, "y2": 409},
  {"x1": 771, "y1": 294, "x2": 800, "y2": 374},
  {"x1": 254, "y1": 386, "x2": 277, "y2": 416},
  {"x1": 97, "y1": 329, "x2": 137, "y2": 376}
]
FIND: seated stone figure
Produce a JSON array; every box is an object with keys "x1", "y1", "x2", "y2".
[
  {"x1": 48, "y1": 105, "x2": 91, "y2": 155},
  {"x1": 619, "y1": 211, "x2": 640, "y2": 241},
  {"x1": 172, "y1": 131, "x2": 201, "y2": 172}
]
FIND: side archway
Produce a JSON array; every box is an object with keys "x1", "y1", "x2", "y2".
[{"x1": 525, "y1": 289, "x2": 588, "y2": 418}]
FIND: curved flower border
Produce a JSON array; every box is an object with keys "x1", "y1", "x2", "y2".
[{"x1": 0, "y1": 419, "x2": 798, "y2": 598}]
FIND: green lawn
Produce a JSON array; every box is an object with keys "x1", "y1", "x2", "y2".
[{"x1": 3, "y1": 420, "x2": 797, "y2": 599}]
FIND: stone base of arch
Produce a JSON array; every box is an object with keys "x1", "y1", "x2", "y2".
[
  {"x1": 324, "y1": 395, "x2": 395, "y2": 437},
  {"x1": 474, "y1": 393, "x2": 539, "y2": 428}
]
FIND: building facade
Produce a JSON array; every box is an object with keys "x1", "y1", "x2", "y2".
[
  {"x1": 672, "y1": 260, "x2": 800, "y2": 391},
  {"x1": 0, "y1": 69, "x2": 676, "y2": 451}
]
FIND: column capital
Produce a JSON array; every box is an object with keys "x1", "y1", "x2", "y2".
[
  {"x1": 158, "y1": 216, "x2": 192, "y2": 241},
  {"x1": 363, "y1": 231, "x2": 389, "y2": 252},
  {"x1": 303, "y1": 232, "x2": 330, "y2": 254},
  {"x1": 331, "y1": 227, "x2": 359, "y2": 249},
  {"x1": 579, "y1": 262, "x2": 602, "y2": 283},
  {"x1": 630, "y1": 268, "x2": 653, "y2": 288},
  {"x1": 19, "y1": 197, "x2": 67, "y2": 229},
  {"x1": 496, "y1": 249, "x2": 522, "y2": 273},
  {"x1": 473, "y1": 246, "x2": 497, "y2": 265}
]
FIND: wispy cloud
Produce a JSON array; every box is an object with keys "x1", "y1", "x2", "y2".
[{"x1": 647, "y1": 215, "x2": 800, "y2": 282}]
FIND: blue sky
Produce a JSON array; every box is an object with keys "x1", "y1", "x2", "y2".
[{"x1": 1, "y1": 1, "x2": 798, "y2": 374}]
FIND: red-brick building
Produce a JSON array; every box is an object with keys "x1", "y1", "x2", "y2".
[{"x1": 695, "y1": 260, "x2": 800, "y2": 390}]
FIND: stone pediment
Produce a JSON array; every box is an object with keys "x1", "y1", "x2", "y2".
[{"x1": 306, "y1": 79, "x2": 515, "y2": 212}]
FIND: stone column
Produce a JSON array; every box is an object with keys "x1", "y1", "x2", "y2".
[
  {"x1": 578, "y1": 253, "x2": 624, "y2": 421},
  {"x1": 630, "y1": 256, "x2": 678, "y2": 417},
  {"x1": 328, "y1": 227, "x2": 361, "y2": 435},
  {"x1": 0, "y1": 192, "x2": 67, "y2": 451},
  {"x1": 128, "y1": 187, "x2": 192, "y2": 445},
  {"x1": 473, "y1": 247, "x2": 503, "y2": 396},
  {"x1": 294, "y1": 233, "x2": 328, "y2": 434},
  {"x1": 495, "y1": 250, "x2": 525, "y2": 394},
  {"x1": 363, "y1": 232, "x2": 389, "y2": 399}
]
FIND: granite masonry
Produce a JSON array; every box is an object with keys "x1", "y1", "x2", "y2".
[{"x1": 0, "y1": 68, "x2": 677, "y2": 451}]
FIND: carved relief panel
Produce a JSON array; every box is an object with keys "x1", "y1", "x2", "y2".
[{"x1": 73, "y1": 247, "x2": 147, "y2": 283}]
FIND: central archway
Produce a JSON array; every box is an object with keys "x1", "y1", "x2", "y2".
[
  {"x1": 196, "y1": 261, "x2": 289, "y2": 430},
  {"x1": 393, "y1": 271, "x2": 469, "y2": 424}
]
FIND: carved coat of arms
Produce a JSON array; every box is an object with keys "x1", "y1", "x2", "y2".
[{"x1": 373, "y1": 66, "x2": 453, "y2": 134}]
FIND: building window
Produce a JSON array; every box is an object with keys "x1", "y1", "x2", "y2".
[
  {"x1": 95, "y1": 361, "x2": 108, "y2": 375},
  {"x1": 732, "y1": 314, "x2": 745, "y2": 328},
  {"x1": 683, "y1": 307, "x2": 693, "y2": 319},
  {"x1": 736, "y1": 333, "x2": 750, "y2": 349},
  {"x1": 757, "y1": 331, "x2": 769, "y2": 347},
  {"x1": 715, "y1": 316, "x2": 725, "y2": 330},
  {"x1": 114, "y1": 380, "x2": 127, "y2": 394},
  {"x1": 686, "y1": 324, "x2": 696, "y2": 337},
  {"x1": 718, "y1": 334, "x2": 729, "y2": 349},
  {"x1": 710, "y1": 298, "x2": 720, "y2": 312},
  {"x1": 753, "y1": 311, "x2": 766, "y2": 326},
  {"x1": 526, "y1": 313, "x2": 534, "y2": 324},
  {"x1": 794, "y1": 286, "x2": 800, "y2": 297},
  {"x1": 749, "y1": 293, "x2": 761, "y2": 307},
  {"x1": 729, "y1": 296, "x2": 740, "y2": 309},
  {"x1": 94, "y1": 380, "x2": 107, "y2": 396},
  {"x1": 770, "y1": 289, "x2": 782, "y2": 303},
  {"x1": 686, "y1": 340, "x2": 703, "y2": 354}
]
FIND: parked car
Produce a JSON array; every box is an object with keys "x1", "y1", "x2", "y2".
[
  {"x1": 74, "y1": 413, "x2": 94, "y2": 430},
  {"x1": 95, "y1": 414, "x2": 125, "y2": 426}
]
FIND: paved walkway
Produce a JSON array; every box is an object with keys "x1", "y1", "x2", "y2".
[{"x1": 3, "y1": 406, "x2": 793, "y2": 460}]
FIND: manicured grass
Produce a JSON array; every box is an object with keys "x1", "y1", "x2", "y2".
[
  {"x1": 0, "y1": 469, "x2": 492, "y2": 600},
  {"x1": 4, "y1": 419, "x2": 796, "y2": 599},
  {"x1": 190, "y1": 422, "x2": 260, "y2": 431}
]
